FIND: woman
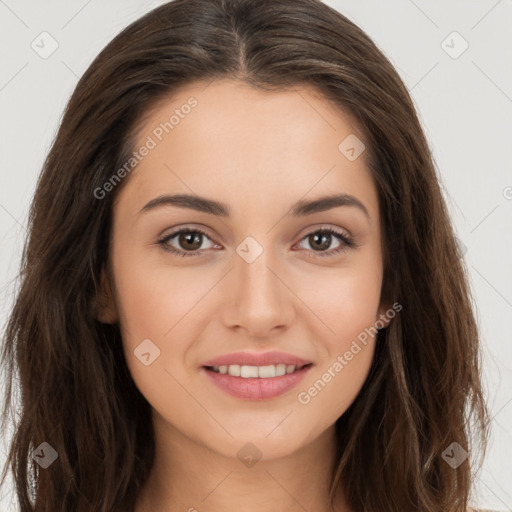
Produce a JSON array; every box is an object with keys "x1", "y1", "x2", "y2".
[{"x1": 0, "y1": 0, "x2": 491, "y2": 511}]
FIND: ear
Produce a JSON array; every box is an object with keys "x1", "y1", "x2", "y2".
[{"x1": 93, "y1": 267, "x2": 118, "y2": 324}]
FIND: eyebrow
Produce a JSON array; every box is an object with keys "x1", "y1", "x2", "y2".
[{"x1": 139, "y1": 193, "x2": 370, "y2": 220}]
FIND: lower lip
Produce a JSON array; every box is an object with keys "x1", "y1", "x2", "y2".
[{"x1": 202, "y1": 365, "x2": 312, "y2": 401}]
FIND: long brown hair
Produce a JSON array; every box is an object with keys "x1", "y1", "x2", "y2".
[{"x1": 1, "y1": 0, "x2": 490, "y2": 511}]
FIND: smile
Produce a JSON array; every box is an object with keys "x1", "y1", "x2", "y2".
[
  {"x1": 202, "y1": 363, "x2": 313, "y2": 400},
  {"x1": 206, "y1": 363, "x2": 311, "y2": 378}
]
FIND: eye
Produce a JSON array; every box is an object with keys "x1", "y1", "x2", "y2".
[
  {"x1": 295, "y1": 227, "x2": 355, "y2": 258},
  {"x1": 157, "y1": 227, "x2": 217, "y2": 257},
  {"x1": 156, "y1": 226, "x2": 355, "y2": 258}
]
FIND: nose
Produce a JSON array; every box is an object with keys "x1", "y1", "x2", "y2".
[{"x1": 221, "y1": 247, "x2": 295, "y2": 338}]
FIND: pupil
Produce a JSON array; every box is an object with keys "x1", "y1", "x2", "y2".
[
  {"x1": 180, "y1": 231, "x2": 202, "y2": 250},
  {"x1": 311, "y1": 232, "x2": 330, "y2": 251}
]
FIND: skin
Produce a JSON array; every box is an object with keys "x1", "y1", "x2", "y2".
[{"x1": 96, "y1": 78, "x2": 391, "y2": 512}]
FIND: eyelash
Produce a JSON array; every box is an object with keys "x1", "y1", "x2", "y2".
[{"x1": 156, "y1": 226, "x2": 356, "y2": 259}]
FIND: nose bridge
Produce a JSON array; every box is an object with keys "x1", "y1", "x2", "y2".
[
  {"x1": 225, "y1": 234, "x2": 293, "y2": 335},
  {"x1": 236, "y1": 238, "x2": 282, "y2": 306}
]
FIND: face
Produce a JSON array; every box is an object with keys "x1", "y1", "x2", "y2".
[{"x1": 98, "y1": 78, "x2": 391, "y2": 461}]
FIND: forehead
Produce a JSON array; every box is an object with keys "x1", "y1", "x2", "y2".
[
  {"x1": 118, "y1": 78, "x2": 379, "y2": 223},
  {"x1": 137, "y1": 78, "x2": 364, "y2": 153}
]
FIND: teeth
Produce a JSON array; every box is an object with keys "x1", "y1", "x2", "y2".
[
  {"x1": 275, "y1": 363, "x2": 287, "y2": 376},
  {"x1": 241, "y1": 365, "x2": 260, "y2": 378},
  {"x1": 228, "y1": 364, "x2": 241, "y2": 377},
  {"x1": 210, "y1": 363, "x2": 303, "y2": 378},
  {"x1": 254, "y1": 365, "x2": 275, "y2": 378}
]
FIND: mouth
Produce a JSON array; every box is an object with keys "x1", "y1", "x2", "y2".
[
  {"x1": 201, "y1": 363, "x2": 314, "y2": 400},
  {"x1": 204, "y1": 362, "x2": 313, "y2": 378}
]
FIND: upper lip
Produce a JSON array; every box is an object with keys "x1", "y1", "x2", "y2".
[{"x1": 201, "y1": 350, "x2": 313, "y2": 368}]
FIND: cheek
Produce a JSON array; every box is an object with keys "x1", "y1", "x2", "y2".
[
  {"x1": 290, "y1": 254, "x2": 382, "y2": 415},
  {"x1": 295, "y1": 255, "x2": 383, "y2": 342},
  {"x1": 112, "y1": 259, "x2": 203, "y2": 418},
  {"x1": 112, "y1": 249, "x2": 209, "y2": 345},
  {"x1": 111, "y1": 251, "x2": 218, "y2": 396}
]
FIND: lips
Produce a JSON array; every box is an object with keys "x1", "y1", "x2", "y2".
[
  {"x1": 201, "y1": 350, "x2": 312, "y2": 368},
  {"x1": 200, "y1": 350, "x2": 314, "y2": 400}
]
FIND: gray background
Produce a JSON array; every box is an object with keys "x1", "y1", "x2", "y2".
[{"x1": 1, "y1": 0, "x2": 511, "y2": 510}]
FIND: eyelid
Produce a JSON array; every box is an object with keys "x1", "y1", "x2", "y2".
[{"x1": 294, "y1": 223, "x2": 352, "y2": 241}]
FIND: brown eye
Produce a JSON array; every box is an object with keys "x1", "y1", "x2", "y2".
[
  {"x1": 297, "y1": 228, "x2": 355, "y2": 258},
  {"x1": 157, "y1": 228, "x2": 216, "y2": 257},
  {"x1": 178, "y1": 231, "x2": 203, "y2": 251},
  {"x1": 308, "y1": 232, "x2": 334, "y2": 251}
]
